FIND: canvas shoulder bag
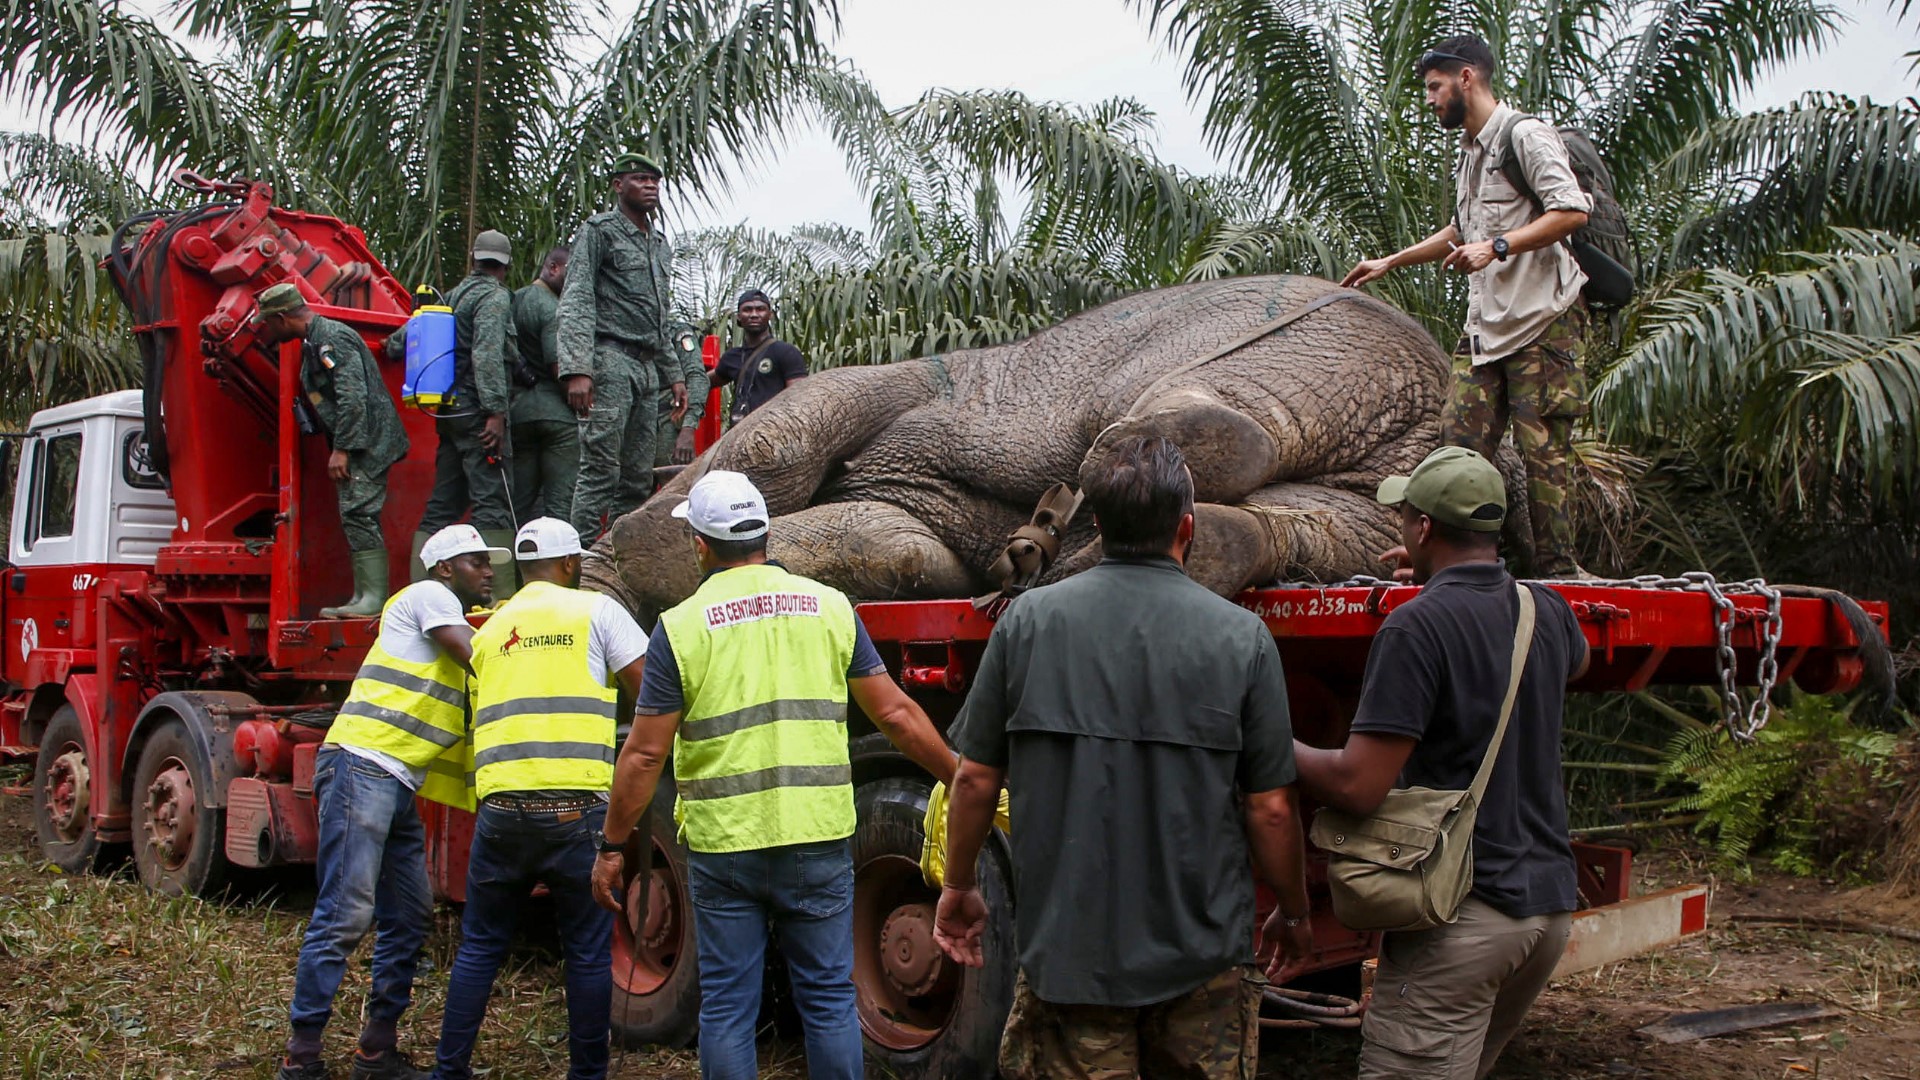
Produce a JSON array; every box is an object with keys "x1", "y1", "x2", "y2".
[{"x1": 1309, "y1": 582, "x2": 1536, "y2": 932}]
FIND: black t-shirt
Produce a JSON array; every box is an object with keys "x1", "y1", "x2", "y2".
[
  {"x1": 1349, "y1": 561, "x2": 1585, "y2": 917},
  {"x1": 715, "y1": 339, "x2": 807, "y2": 419},
  {"x1": 953, "y1": 558, "x2": 1297, "y2": 1007}
]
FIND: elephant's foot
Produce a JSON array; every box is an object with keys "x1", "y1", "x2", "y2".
[
  {"x1": 1082, "y1": 387, "x2": 1279, "y2": 505},
  {"x1": 770, "y1": 502, "x2": 974, "y2": 600}
]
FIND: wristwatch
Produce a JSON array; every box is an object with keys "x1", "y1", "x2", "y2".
[
  {"x1": 1491, "y1": 235, "x2": 1510, "y2": 261},
  {"x1": 595, "y1": 829, "x2": 626, "y2": 854},
  {"x1": 1280, "y1": 913, "x2": 1306, "y2": 928}
]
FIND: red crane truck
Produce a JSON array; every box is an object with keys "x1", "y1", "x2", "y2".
[{"x1": 0, "y1": 174, "x2": 1889, "y2": 1077}]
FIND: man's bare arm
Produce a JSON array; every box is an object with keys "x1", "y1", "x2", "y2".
[
  {"x1": 848, "y1": 672, "x2": 957, "y2": 785},
  {"x1": 604, "y1": 709, "x2": 681, "y2": 847},
  {"x1": 1291, "y1": 732, "x2": 1418, "y2": 817},
  {"x1": 427, "y1": 624, "x2": 476, "y2": 675}
]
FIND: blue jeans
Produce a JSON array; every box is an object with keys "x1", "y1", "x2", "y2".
[
  {"x1": 688, "y1": 839, "x2": 862, "y2": 1080},
  {"x1": 288, "y1": 747, "x2": 434, "y2": 1041},
  {"x1": 432, "y1": 801, "x2": 613, "y2": 1080}
]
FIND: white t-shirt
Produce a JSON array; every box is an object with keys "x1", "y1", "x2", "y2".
[
  {"x1": 585, "y1": 593, "x2": 650, "y2": 682},
  {"x1": 341, "y1": 580, "x2": 472, "y2": 790}
]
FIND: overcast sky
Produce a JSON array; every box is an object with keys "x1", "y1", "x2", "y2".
[
  {"x1": 679, "y1": 0, "x2": 1917, "y2": 235},
  {"x1": 5, "y1": 0, "x2": 1914, "y2": 235}
]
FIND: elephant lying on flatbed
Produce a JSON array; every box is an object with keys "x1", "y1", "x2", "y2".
[{"x1": 587, "y1": 274, "x2": 1466, "y2": 617}]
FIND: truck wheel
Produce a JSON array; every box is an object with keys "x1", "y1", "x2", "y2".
[
  {"x1": 131, "y1": 719, "x2": 229, "y2": 896},
  {"x1": 610, "y1": 771, "x2": 701, "y2": 1049},
  {"x1": 33, "y1": 706, "x2": 114, "y2": 873},
  {"x1": 853, "y1": 777, "x2": 1016, "y2": 1079}
]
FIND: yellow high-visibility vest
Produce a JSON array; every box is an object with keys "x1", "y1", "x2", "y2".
[
  {"x1": 659, "y1": 563, "x2": 857, "y2": 853},
  {"x1": 326, "y1": 585, "x2": 475, "y2": 810},
  {"x1": 469, "y1": 580, "x2": 619, "y2": 800}
]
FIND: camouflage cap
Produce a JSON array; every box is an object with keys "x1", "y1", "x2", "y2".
[
  {"x1": 1376, "y1": 445, "x2": 1506, "y2": 532},
  {"x1": 254, "y1": 282, "x2": 309, "y2": 318},
  {"x1": 472, "y1": 229, "x2": 512, "y2": 265},
  {"x1": 609, "y1": 151, "x2": 664, "y2": 178}
]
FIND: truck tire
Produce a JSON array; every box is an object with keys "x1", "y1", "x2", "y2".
[
  {"x1": 609, "y1": 771, "x2": 701, "y2": 1049},
  {"x1": 32, "y1": 705, "x2": 114, "y2": 873},
  {"x1": 130, "y1": 718, "x2": 229, "y2": 896},
  {"x1": 853, "y1": 777, "x2": 1015, "y2": 1080}
]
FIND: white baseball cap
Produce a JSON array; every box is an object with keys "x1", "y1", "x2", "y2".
[
  {"x1": 419, "y1": 523, "x2": 509, "y2": 570},
  {"x1": 671, "y1": 470, "x2": 770, "y2": 540},
  {"x1": 514, "y1": 516, "x2": 583, "y2": 561}
]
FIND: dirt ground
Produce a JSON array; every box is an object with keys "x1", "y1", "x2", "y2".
[{"x1": 1, "y1": 777, "x2": 1915, "y2": 1079}]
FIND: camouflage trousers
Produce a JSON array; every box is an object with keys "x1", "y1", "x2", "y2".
[
  {"x1": 510, "y1": 415, "x2": 580, "y2": 524},
  {"x1": 998, "y1": 965, "x2": 1263, "y2": 1080},
  {"x1": 419, "y1": 412, "x2": 516, "y2": 533},
  {"x1": 570, "y1": 352, "x2": 658, "y2": 542},
  {"x1": 334, "y1": 453, "x2": 392, "y2": 554},
  {"x1": 1443, "y1": 304, "x2": 1589, "y2": 576}
]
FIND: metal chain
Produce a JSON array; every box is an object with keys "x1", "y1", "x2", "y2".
[{"x1": 1315, "y1": 569, "x2": 1783, "y2": 742}]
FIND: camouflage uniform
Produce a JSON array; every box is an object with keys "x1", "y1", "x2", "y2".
[
  {"x1": 299, "y1": 314, "x2": 408, "y2": 553},
  {"x1": 419, "y1": 272, "x2": 517, "y2": 533},
  {"x1": 651, "y1": 325, "x2": 709, "y2": 468},
  {"x1": 510, "y1": 279, "x2": 580, "y2": 521},
  {"x1": 998, "y1": 966, "x2": 1263, "y2": 1080},
  {"x1": 555, "y1": 208, "x2": 673, "y2": 539},
  {"x1": 1441, "y1": 303, "x2": 1588, "y2": 576}
]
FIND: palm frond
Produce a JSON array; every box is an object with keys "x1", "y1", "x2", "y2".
[{"x1": 1594, "y1": 229, "x2": 1920, "y2": 503}]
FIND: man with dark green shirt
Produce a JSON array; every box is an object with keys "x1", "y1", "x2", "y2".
[
  {"x1": 511, "y1": 246, "x2": 580, "y2": 522},
  {"x1": 417, "y1": 230, "x2": 519, "y2": 594},
  {"x1": 254, "y1": 282, "x2": 410, "y2": 618},
  {"x1": 936, "y1": 435, "x2": 1314, "y2": 1080},
  {"x1": 556, "y1": 152, "x2": 684, "y2": 540}
]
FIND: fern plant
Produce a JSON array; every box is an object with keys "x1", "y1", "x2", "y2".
[{"x1": 1662, "y1": 692, "x2": 1905, "y2": 879}]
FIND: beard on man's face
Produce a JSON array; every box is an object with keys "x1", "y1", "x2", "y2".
[{"x1": 1436, "y1": 88, "x2": 1468, "y2": 130}]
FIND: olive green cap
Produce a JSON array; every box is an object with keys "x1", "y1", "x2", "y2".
[
  {"x1": 472, "y1": 229, "x2": 512, "y2": 265},
  {"x1": 609, "y1": 151, "x2": 663, "y2": 178},
  {"x1": 254, "y1": 282, "x2": 309, "y2": 317},
  {"x1": 1376, "y1": 446, "x2": 1506, "y2": 532}
]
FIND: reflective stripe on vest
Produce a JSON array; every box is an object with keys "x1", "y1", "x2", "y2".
[
  {"x1": 659, "y1": 563, "x2": 858, "y2": 854},
  {"x1": 325, "y1": 584, "x2": 475, "y2": 809},
  {"x1": 469, "y1": 580, "x2": 619, "y2": 800}
]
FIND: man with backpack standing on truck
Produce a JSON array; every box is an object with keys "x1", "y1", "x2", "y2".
[
  {"x1": 414, "y1": 230, "x2": 523, "y2": 597},
  {"x1": 1343, "y1": 34, "x2": 1627, "y2": 579},
  {"x1": 280, "y1": 524, "x2": 504, "y2": 1080}
]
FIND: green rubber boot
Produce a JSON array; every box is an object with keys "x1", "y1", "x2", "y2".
[
  {"x1": 408, "y1": 530, "x2": 431, "y2": 583},
  {"x1": 320, "y1": 549, "x2": 389, "y2": 619},
  {"x1": 481, "y1": 529, "x2": 519, "y2": 601}
]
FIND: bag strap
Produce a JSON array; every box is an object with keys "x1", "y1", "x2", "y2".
[
  {"x1": 1467, "y1": 582, "x2": 1537, "y2": 804},
  {"x1": 730, "y1": 339, "x2": 781, "y2": 416}
]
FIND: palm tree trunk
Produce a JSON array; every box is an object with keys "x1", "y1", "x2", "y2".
[{"x1": 466, "y1": 0, "x2": 487, "y2": 258}]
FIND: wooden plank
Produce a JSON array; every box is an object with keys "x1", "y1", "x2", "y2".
[
  {"x1": 1553, "y1": 884, "x2": 1711, "y2": 979},
  {"x1": 1635, "y1": 1002, "x2": 1839, "y2": 1044}
]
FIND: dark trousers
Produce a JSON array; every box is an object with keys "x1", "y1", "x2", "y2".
[
  {"x1": 420, "y1": 412, "x2": 515, "y2": 533},
  {"x1": 431, "y1": 801, "x2": 612, "y2": 1080}
]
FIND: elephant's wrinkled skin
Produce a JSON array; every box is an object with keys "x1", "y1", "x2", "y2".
[{"x1": 587, "y1": 275, "x2": 1468, "y2": 617}]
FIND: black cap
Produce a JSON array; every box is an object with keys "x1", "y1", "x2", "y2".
[{"x1": 736, "y1": 288, "x2": 771, "y2": 309}]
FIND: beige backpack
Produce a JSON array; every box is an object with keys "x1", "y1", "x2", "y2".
[{"x1": 1309, "y1": 583, "x2": 1536, "y2": 932}]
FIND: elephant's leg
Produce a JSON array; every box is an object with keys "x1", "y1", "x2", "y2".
[
  {"x1": 1079, "y1": 386, "x2": 1279, "y2": 504},
  {"x1": 712, "y1": 359, "x2": 947, "y2": 515},
  {"x1": 769, "y1": 502, "x2": 974, "y2": 600},
  {"x1": 1182, "y1": 482, "x2": 1404, "y2": 596}
]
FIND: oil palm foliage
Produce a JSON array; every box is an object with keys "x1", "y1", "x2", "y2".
[{"x1": 1, "y1": 0, "x2": 839, "y2": 284}]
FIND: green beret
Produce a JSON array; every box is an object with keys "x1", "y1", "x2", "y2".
[
  {"x1": 254, "y1": 282, "x2": 309, "y2": 317},
  {"x1": 609, "y1": 152, "x2": 664, "y2": 178}
]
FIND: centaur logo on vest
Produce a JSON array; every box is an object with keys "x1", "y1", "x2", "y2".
[
  {"x1": 703, "y1": 591, "x2": 822, "y2": 630},
  {"x1": 495, "y1": 625, "x2": 577, "y2": 656}
]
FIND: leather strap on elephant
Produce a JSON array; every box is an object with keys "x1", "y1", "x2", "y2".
[
  {"x1": 973, "y1": 483, "x2": 1085, "y2": 617},
  {"x1": 1124, "y1": 290, "x2": 1392, "y2": 417}
]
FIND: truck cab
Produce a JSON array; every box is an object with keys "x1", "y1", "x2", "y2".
[{"x1": 4, "y1": 390, "x2": 174, "y2": 686}]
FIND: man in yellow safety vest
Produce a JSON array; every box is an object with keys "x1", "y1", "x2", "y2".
[
  {"x1": 591, "y1": 470, "x2": 956, "y2": 1080},
  {"x1": 282, "y1": 524, "x2": 503, "y2": 1080},
  {"x1": 430, "y1": 517, "x2": 648, "y2": 1080}
]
